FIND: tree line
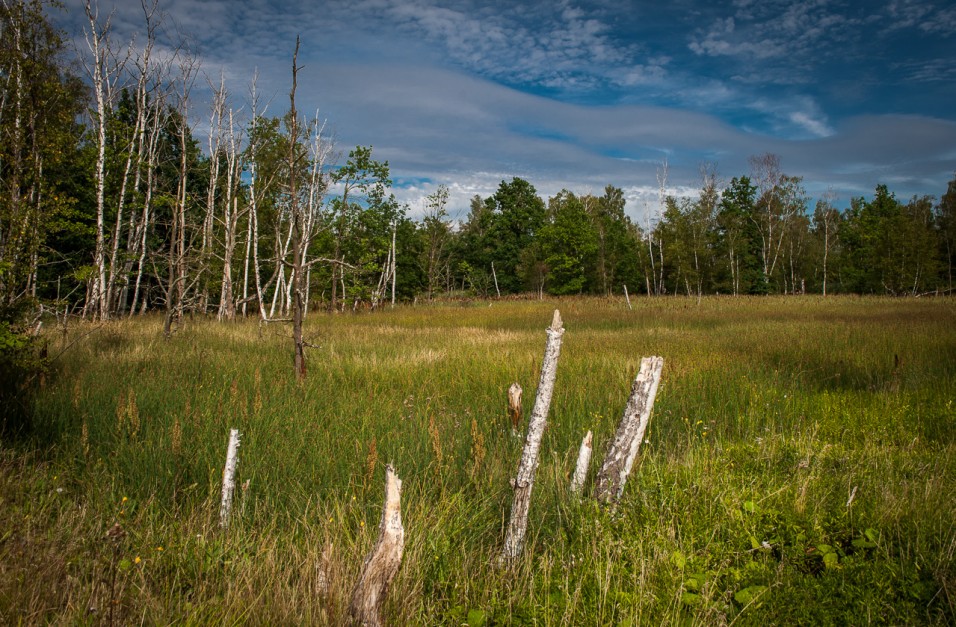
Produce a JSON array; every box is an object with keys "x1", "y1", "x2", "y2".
[{"x1": 2, "y1": 0, "x2": 956, "y2": 330}]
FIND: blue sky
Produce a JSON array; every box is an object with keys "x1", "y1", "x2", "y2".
[{"x1": 59, "y1": 0, "x2": 956, "y2": 222}]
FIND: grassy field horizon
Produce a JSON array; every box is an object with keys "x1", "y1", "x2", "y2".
[{"x1": 2, "y1": 295, "x2": 954, "y2": 624}]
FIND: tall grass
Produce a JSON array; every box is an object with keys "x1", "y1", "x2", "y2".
[{"x1": 2, "y1": 296, "x2": 954, "y2": 624}]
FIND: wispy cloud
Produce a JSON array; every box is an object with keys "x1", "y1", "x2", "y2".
[{"x1": 54, "y1": 0, "x2": 956, "y2": 218}]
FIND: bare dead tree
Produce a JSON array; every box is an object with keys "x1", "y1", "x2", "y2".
[
  {"x1": 163, "y1": 47, "x2": 199, "y2": 338},
  {"x1": 288, "y1": 37, "x2": 306, "y2": 380},
  {"x1": 815, "y1": 188, "x2": 839, "y2": 297},
  {"x1": 654, "y1": 157, "x2": 669, "y2": 295},
  {"x1": 201, "y1": 72, "x2": 226, "y2": 313},
  {"x1": 83, "y1": 0, "x2": 127, "y2": 320},
  {"x1": 105, "y1": 0, "x2": 160, "y2": 316},
  {"x1": 217, "y1": 106, "x2": 245, "y2": 321},
  {"x1": 117, "y1": 0, "x2": 164, "y2": 315}
]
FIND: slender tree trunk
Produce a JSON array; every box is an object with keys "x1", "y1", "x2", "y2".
[
  {"x1": 85, "y1": 0, "x2": 117, "y2": 320},
  {"x1": 390, "y1": 222, "x2": 397, "y2": 306},
  {"x1": 289, "y1": 38, "x2": 306, "y2": 381}
]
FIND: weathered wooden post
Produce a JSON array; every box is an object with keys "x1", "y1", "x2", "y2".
[
  {"x1": 594, "y1": 357, "x2": 664, "y2": 504},
  {"x1": 507, "y1": 382, "x2": 523, "y2": 432},
  {"x1": 219, "y1": 428, "x2": 241, "y2": 529},
  {"x1": 349, "y1": 464, "x2": 404, "y2": 626},
  {"x1": 569, "y1": 430, "x2": 593, "y2": 496},
  {"x1": 500, "y1": 310, "x2": 565, "y2": 565}
]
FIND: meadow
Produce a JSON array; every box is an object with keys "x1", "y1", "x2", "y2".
[{"x1": 1, "y1": 296, "x2": 954, "y2": 625}]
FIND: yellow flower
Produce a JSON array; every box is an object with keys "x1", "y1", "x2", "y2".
[
  {"x1": 134, "y1": 556, "x2": 141, "y2": 564},
  {"x1": 156, "y1": 546, "x2": 164, "y2": 552},
  {"x1": 122, "y1": 496, "x2": 128, "y2": 503}
]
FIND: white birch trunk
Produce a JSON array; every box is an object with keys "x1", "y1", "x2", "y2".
[
  {"x1": 623, "y1": 284, "x2": 632, "y2": 310},
  {"x1": 570, "y1": 430, "x2": 592, "y2": 496},
  {"x1": 349, "y1": 464, "x2": 404, "y2": 627},
  {"x1": 390, "y1": 223, "x2": 397, "y2": 306},
  {"x1": 219, "y1": 428, "x2": 241, "y2": 529},
  {"x1": 594, "y1": 356, "x2": 664, "y2": 504},
  {"x1": 500, "y1": 310, "x2": 565, "y2": 565}
]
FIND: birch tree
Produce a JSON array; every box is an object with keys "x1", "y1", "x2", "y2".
[
  {"x1": 163, "y1": 50, "x2": 199, "y2": 337},
  {"x1": 813, "y1": 190, "x2": 840, "y2": 296},
  {"x1": 83, "y1": 0, "x2": 127, "y2": 320},
  {"x1": 748, "y1": 154, "x2": 807, "y2": 291}
]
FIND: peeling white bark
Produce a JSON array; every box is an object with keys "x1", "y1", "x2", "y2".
[
  {"x1": 219, "y1": 429, "x2": 241, "y2": 528},
  {"x1": 570, "y1": 430, "x2": 592, "y2": 496},
  {"x1": 594, "y1": 356, "x2": 664, "y2": 504},
  {"x1": 500, "y1": 310, "x2": 564, "y2": 565}
]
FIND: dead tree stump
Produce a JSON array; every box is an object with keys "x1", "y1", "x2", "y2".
[
  {"x1": 219, "y1": 429, "x2": 241, "y2": 529},
  {"x1": 507, "y1": 382, "x2": 523, "y2": 431},
  {"x1": 570, "y1": 430, "x2": 593, "y2": 496},
  {"x1": 500, "y1": 310, "x2": 564, "y2": 565},
  {"x1": 349, "y1": 465, "x2": 404, "y2": 626},
  {"x1": 594, "y1": 356, "x2": 664, "y2": 504}
]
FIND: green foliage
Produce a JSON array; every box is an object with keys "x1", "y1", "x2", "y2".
[
  {"x1": 471, "y1": 178, "x2": 547, "y2": 294},
  {"x1": 0, "y1": 0, "x2": 87, "y2": 307},
  {"x1": 538, "y1": 190, "x2": 598, "y2": 295},
  {"x1": 840, "y1": 185, "x2": 942, "y2": 294},
  {"x1": 0, "y1": 302, "x2": 46, "y2": 438}
]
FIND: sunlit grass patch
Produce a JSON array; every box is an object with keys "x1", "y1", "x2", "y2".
[{"x1": 2, "y1": 295, "x2": 954, "y2": 624}]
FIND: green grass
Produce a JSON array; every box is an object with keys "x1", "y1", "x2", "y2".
[{"x1": 2, "y1": 295, "x2": 954, "y2": 624}]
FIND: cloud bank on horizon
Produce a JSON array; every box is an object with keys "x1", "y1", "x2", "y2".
[{"x1": 59, "y1": 0, "x2": 956, "y2": 221}]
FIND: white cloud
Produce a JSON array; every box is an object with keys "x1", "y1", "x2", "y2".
[{"x1": 54, "y1": 0, "x2": 956, "y2": 219}]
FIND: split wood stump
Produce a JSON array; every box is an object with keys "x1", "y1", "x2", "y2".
[
  {"x1": 349, "y1": 464, "x2": 404, "y2": 626},
  {"x1": 594, "y1": 356, "x2": 664, "y2": 504}
]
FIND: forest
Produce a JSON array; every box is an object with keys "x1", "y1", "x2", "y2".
[{"x1": 2, "y1": 0, "x2": 956, "y2": 333}]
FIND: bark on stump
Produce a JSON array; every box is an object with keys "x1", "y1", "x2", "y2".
[
  {"x1": 507, "y1": 382, "x2": 523, "y2": 432},
  {"x1": 570, "y1": 430, "x2": 593, "y2": 496},
  {"x1": 219, "y1": 428, "x2": 241, "y2": 529},
  {"x1": 500, "y1": 310, "x2": 564, "y2": 565},
  {"x1": 594, "y1": 356, "x2": 664, "y2": 504},
  {"x1": 349, "y1": 465, "x2": 404, "y2": 626}
]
